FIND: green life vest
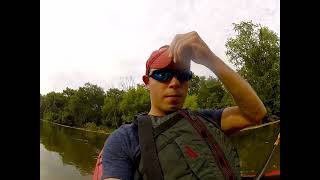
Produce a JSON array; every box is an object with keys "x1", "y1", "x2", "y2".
[{"x1": 133, "y1": 109, "x2": 241, "y2": 180}]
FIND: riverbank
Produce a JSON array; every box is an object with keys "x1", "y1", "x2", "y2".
[
  {"x1": 40, "y1": 119, "x2": 114, "y2": 135},
  {"x1": 41, "y1": 119, "x2": 280, "y2": 136}
]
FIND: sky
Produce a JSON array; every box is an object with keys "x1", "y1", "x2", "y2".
[{"x1": 40, "y1": 0, "x2": 280, "y2": 94}]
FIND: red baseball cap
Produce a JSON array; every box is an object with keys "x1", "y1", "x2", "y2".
[{"x1": 145, "y1": 45, "x2": 173, "y2": 75}]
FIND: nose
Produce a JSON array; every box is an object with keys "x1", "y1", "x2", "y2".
[{"x1": 168, "y1": 76, "x2": 181, "y2": 88}]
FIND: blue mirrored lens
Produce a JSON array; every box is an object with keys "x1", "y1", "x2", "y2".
[
  {"x1": 176, "y1": 71, "x2": 192, "y2": 82},
  {"x1": 152, "y1": 71, "x2": 174, "y2": 81},
  {"x1": 150, "y1": 69, "x2": 192, "y2": 82}
]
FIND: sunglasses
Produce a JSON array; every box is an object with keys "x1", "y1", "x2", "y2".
[{"x1": 148, "y1": 68, "x2": 193, "y2": 82}]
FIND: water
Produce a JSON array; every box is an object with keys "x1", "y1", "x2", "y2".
[
  {"x1": 40, "y1": 120, "x2": 280, "y2": 179},
  {"x1": 40, "y1": 121, "x2": 108, "y2": 180}
]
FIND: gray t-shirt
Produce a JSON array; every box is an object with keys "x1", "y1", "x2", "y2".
[{"x1": 101, "y1": 109, "x2": 224, "y2": 180}]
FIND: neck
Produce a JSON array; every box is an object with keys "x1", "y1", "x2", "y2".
[
  {"x1": 148, "y1": 107, "x2": 166, "y2": 116},
  {"x1": 148, "y1": 106, "x2": 176, "y2": 117}
]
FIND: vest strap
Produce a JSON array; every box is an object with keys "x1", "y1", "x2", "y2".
[
  {"x1": 180, "y1": 110, "x2": 235, "y2": 180},
  {"x1": 153, "y1": 112, "x2": 184, "y2": 138},
  {"x1": 137, "y1": 115, "x2": 164, "y2": 180}
]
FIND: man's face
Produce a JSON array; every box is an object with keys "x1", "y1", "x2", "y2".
[{"x1": 145, "y1": 62, "x2": 189, "y2": 115}]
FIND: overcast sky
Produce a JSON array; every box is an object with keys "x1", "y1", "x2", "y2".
[{"x1": 40, "y1": 0, "x2": 280, "y2": 94}]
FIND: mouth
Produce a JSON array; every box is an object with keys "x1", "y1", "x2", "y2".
[{"x1": 165, "y1": 94, "x2": 182, "y2": 98}]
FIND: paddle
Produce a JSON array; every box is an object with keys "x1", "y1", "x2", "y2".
[{"x1": 254, "y1": 133, "x2": 280, "y2": 180}]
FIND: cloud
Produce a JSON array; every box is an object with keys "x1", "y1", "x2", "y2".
[{"x1": 40, "y1": 0, "x2": 279, "y2": 94}]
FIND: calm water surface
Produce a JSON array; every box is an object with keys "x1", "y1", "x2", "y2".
[{"x1": 40, "y1": 121, "x2": 107, "y2": 180}]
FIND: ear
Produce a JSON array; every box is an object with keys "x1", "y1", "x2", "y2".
[{"x1": 142, "y1": 75, "x2": 150, "y2": 90}]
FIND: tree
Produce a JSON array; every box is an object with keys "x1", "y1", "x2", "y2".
[
  {"x1": 197, "y1": 76, "x2": 226, "y2": 109},
  {"x1": 220, "y1": 91, "x2": 235, "y2": 107},
  {"x1": 42, "y1": 92, "x2": 67, "y2": 123},
  {"x1": 119, "y1": 84, "x2": 150, "y2": 123},
  {"x1": 188, "y1": 73, "x2": 201, "y2": 95},
  {"x1": 68, "y1": 83, "x2": 105, "y2": 126},
  {"x1": 62, "y1": 87, "x2": 77, "y2": 98},
  {"x1": 183, "y1": 94, "x2": 198, "y2": 110},
  {"x1": 40, "y1": 94, "x2": 44, "y2": 119},
  {"x1": 61, "y1": 88, "x2": 78, "y2": 126},
  {"x1": 102, "y1": 88, "x2": 125, "y2": 128},
  {"x1": 225, "y1": 21, "x2": 280, "y2": 115},
  {"x1": 119, "y1": 76, "x2": 137, "y2": 90}
]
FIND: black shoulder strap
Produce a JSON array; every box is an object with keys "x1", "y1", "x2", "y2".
[
  {"x1": 137, "y1": 115, "x2": 164, "y2": 180},
  {"x1": 133, "y1": 112, "x2": 148, "y2": 126},
  {"x1": 133, "y1": 153, "x2": 142, "y2": 180},
  {"x1": 153, "y1": 112, "x2": 184, "y2": 138}
]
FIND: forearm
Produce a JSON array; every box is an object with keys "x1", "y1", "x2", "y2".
[{"x1": 205, "y1": 53, "x2": 267, "y2": 123}]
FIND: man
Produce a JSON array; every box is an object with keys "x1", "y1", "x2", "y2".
[{"x1": 99, "y1": 31, "x2": 267, "y2": 180}]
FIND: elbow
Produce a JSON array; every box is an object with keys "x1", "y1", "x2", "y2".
[{"x1": 252, "y1": 106, "x2": 267, "y2": 125}]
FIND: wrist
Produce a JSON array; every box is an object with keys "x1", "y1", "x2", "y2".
[{"x1": 203, "y1": 52, "x2": 219, "y2": 68}]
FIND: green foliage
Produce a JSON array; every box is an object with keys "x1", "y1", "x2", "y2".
[
  {"x1": 60, "y1": 88, "x2": 78, "y2": 126},
  {"x1": 83, "y1": 122, "x2": 98, "y2": 131},
  {"x1": 197, "y1": 76, "x2": 227, "y2": 109},
  {"x1": 67, "y1": 83, "x2": 105, "y2": 126},
  {"x1": 188, "y1": 73, "x2": 201, "y2": 95},
  {"x1": 61, "y1": 110, "x2": 76, "y2": 126},
  {"x1": 220, "y1": 91, "x2": 235, "y2": 107},
  {"x1": 40, "y1": 94, "x2": 44, "y2": 119},
  {"x1": 62, "y1": 87, "x2": 77, "y2": 98},
  {"x1": 225, "y1": 21, "x2": 280, "y2": 114},
  {"x1": 183, "y1": 94, "x2": 198, "y2": 110},
  {"x1": 102, "y1": 88, "x2": 125, "y2": 128},
  {"x1": 119, "y1": 84, "x2": 150, "y2": 123},
  {"x1": 42, "y1": 92, "x2": 68, "y2": 123}
]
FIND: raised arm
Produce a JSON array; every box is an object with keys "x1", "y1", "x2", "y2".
[{"x1": 168, "y1": 31, "x2": 267, "y2": 134}]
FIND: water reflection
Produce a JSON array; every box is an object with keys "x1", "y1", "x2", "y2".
[{"x1": 40, "y1": 121, "x2": 108, "y2": 179}]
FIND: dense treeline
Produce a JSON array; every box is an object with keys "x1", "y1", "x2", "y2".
[{"x1": 40, "y1": 21, "x2": 279, "y2": 130}]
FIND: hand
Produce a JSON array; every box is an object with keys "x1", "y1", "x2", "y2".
[{"x1": 168, "y1": 31, "x2": 216, "y2": 68}]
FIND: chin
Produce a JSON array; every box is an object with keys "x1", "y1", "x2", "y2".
[{"x1": 165, "y1": 105, "x2": 182, "y2": 112}]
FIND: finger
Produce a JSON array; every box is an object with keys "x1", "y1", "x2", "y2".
[
  {"x1": 186, "y1": 31, "x2": 198, "y2": 36},
  {"x1": 168, "y1": 36, "x2": 176, "y2": 58},
  {"x1": 174, "y1": 34, "x2": 194, "y2": 64},
  {"x1": 171, "y1": 32, "x2": 195, "y2": 63},
  {"x1": 168, "y1": 34, "x2": 181, "y2": 59},
  {"x1": 172, "y1": 33, "x2": 189, "y2": 63}
]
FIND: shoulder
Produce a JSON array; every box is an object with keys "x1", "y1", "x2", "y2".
[
  {"x1": 109, "y1": 123, "x2": 138, "y2": 140},
  {"x1": 103, "y1": 123, "x2": 139, "y2": 159},
  {"x1": 101, "y1": 123, "x2": 139, "y2": 180},
  {"x1": 197, "y1": 108, "x2": 224, "y2": 118},
  {"x1": 105, "y1": 123, "x2": 138, "y2": 145},
  {"x1": 196, "y1": 108, "x2": 224, "y2": 127}
]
